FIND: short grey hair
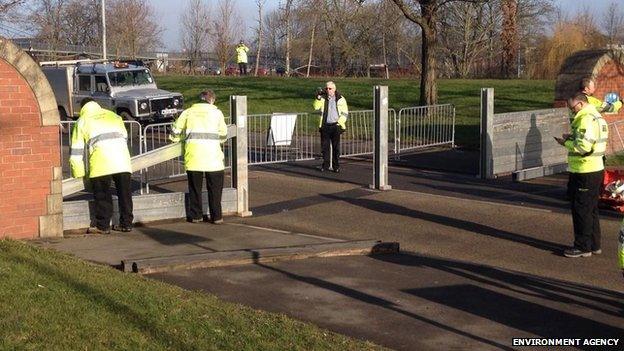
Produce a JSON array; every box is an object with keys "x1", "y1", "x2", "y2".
[{"x1": 200, "y1": 90, "x2": 216, "y2": 104}]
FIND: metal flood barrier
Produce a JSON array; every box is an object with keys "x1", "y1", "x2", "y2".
[{"x1": 142, "y1": 122, "x2": 234, "y2": 193}]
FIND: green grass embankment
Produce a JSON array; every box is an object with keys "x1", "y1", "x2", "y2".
[{"x1": 0, "y1": 240, "x2": 383, "y2": 351}]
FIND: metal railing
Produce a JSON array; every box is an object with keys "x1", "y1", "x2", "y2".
[
  {"x1": 395, "y1": 104, "x2": 455, "y2": 153},
  {"x1": 141, "y1": 122, "x2": 234, "y2": 193},
  {"x1": 59, "y1": 104, "x2": 455, "y2": 191},
  {"x1": 247, "y1": 113, "x2": 316, "y2": 164}
]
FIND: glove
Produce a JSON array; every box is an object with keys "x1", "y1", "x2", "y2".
[{"x1": 605, "y1": 92, "x2": 619, "y2": 104}]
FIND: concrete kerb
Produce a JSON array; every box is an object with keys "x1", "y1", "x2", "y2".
[{"x1": 122, "y1": 240, "x2": 400, "y2": 274}]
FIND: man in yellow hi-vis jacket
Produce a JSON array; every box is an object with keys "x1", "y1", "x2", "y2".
[
  {"x1": 170, "y1": 90, "x2": 228, "y2": 224},
  {"x1": 580, "y1": 77, "x2": 623, "y2": 114},
  {"x1": 555, "y1": 93, "x2": 608, "y2": 258},
  {"x1": 70, "y1": 99, "x2": 133, "y2": 234},
  {"x1": 236, "y1": 41, "x2": 249, "y2": 76},
  {"x1": 313, "y1": 81, "x2": 348, "y2": 173}
]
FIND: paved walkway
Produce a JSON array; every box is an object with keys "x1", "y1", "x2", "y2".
[
  {"x1": 151, "y1": 254, "x2": 624, "y2": 351},
  {"x1": 43, "y1": 151, "x2": 624, "y2": 350}
]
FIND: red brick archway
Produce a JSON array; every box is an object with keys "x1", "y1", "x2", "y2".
[
  {"x1": 554, "y1": 50, "x2": 624, "y2": 123},
  {"x1": 0, "y1": 38, "x2": 62, "y2": 239}
]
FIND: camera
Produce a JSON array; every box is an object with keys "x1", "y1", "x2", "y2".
[{"x1": 316, "y1": 87, "x2": 327, "y2": 99}]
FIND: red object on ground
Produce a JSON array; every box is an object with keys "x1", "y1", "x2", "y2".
[{"x1": 600, "y1": 169, "x2": 624, "y2": 212}]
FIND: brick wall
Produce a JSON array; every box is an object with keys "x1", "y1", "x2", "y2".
[
  {"x1": 0, "y1": 59, "x2": 61, "y2": 239},
  {"x1": 593, "y1": 61, "x2": 624, "y2": 123}
]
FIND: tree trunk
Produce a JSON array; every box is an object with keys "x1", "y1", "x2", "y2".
[
  {"x1": 254, "y1": 2, "x2": 263, "y2": 76},
  {"x1": 284, "y1": 0, "x2": 293, "y2": 77},
  {"x1": 501, "y1": 0, "x2": 518, "y2": 78},
  {"x1": 306, "y1": 18, "x2": 317, "y2": 77},
  {"x1": 420, "y1": 2, "x2": 437, "y2": 105}
]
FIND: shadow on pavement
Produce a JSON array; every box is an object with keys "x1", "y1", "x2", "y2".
[
  {"x1": 319, "y1": 191, "x2": 566, "y2": 253},
  {"x1": 249, "y1": 253, "x2": 623, "y2": 351}
]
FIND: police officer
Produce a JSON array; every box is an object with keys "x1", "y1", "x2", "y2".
[
  {"x1": 70, "y1": 99, "x2": 133, "y2": 234},
  {"x1": 313, "y1": 81, "x2": 349, "y2": 172},
  {"x1": 170, "y1": 90, "x2": 228, "y2": 224},
  {"x1": 579, "y1": 77, "x2": 623, "y2": 114},
  {"x1": 236, "y1": 41, "x2": 249, "y2": 76},
  {"x1": 555, "y1": 93, "x2": 608, "y2": 257}
]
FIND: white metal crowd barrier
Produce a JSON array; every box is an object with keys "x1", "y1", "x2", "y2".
[
  {"x1": 246, "y1": 113, "x2": 316, "y2": 164},
  {"x1": 395, "y1": 104, "x2": 455, "y2": 153}
]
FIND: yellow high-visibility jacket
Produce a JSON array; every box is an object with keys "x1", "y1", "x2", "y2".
[
  {"x1": 236, "y1": 44, "x2": 249, "y2": 64},
  {"x1": 563, "y1": 104, "x2": 608, "y2": 174},
  {"x1": 586, "y1": 94, "x2": 623, "y2": 114},
  {"x1": 170, "y1": 103, "x2": 227, "y2": 172},
  {"x1": 313, "y1": 94, "x2": 349, "y2": 131},
  {"x1": 70, "y1": 101, "x2": 131, "y2": 178}
]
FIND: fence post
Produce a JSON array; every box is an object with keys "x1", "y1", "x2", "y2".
[
  {"x1": 230, "y1": 95, "x2": 252, "y2": 217},
  {"x1": 480, "y1": 88, "x2": 494, "y2": 179},
  {"x1": 371, "y1": 85, "x2": 392, "y2": 191}
]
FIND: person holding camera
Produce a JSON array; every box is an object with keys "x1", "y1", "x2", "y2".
[
  {"x1": 313, "y1": 81, "x2": 349, "y2": 172},
  {"x1": 236, "y1": 41, "x2": 249, "y2": 76}
]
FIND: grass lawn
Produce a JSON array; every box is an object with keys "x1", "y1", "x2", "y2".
[
  {"x1": 0, "y1": 239, "x2": 383, "y2": 351},
  {"x1": 156, "y1": 76, "x2": 555, "y2": 147}
]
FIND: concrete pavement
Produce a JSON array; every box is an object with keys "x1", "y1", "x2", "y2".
[
  {"x1": 41, "y1": 150, "x2": 624, "y2": 350},
  {"x1": 150, "y1": 253, "x2": 624, "y2": 351}
]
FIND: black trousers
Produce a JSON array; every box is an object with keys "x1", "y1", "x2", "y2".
[
  {"x1": 187, "y1": 170, "x2": 224, "y2": 221},
  {"x1": 238, "y1": 63, "x2": 247, "y2": 75},
  {"x1": 91, "y1": 172, "x2": 133, "y2": 230},
  {"x1": 320, "y1": 124, "x2": 341, "y2": 170},
  {"x1": 568, "y1": 170, "x2": 603, "y2": 252}
]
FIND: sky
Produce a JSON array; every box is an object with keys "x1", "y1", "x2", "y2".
[
  {"x1": 152, "y1": 0, "x2": 618, "y2": 50},
  {"x1": 0, "y1": 0, "x2": 618, "y2": 50},
  {"x1": 152, "y1": 0, "x2": 281, "y2": 50}
]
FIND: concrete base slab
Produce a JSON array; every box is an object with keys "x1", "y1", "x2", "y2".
[
  {"x1": 123, "y1": 240, "x2": 399, "y2": 274},
  {"x1": 33, "y1": 221, "x2": 347, "y2": 268}
]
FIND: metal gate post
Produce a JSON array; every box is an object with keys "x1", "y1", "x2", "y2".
[
  {"x1": 370, "y1": 86, "x2": 392, "y2": 191},
  {"x1": 230, "y1": 95, "x2": 252, "y2": 217},
  {"x1": 480, "y1": 88, "x2": 494, "y2": 179}
]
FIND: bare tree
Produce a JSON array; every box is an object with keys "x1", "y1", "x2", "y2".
[
  {"x1": 212, "y1": 0, "x2": 239, "y2": 73},
  {"x1": 0, "y1": 0, "x2": 24, "y2": 21},
  {"x1": 180, "y1": 0, "x2": 211, "y2": 74},
  {"x1": 391, "y1": 0, "x2": 441, "y2": 105},
  {"x1": 63, "y1": 0, "x2": 100, "y2": 47},
  {"x1": 282, "y1": 0, "x2": 293, "y2": 76},
  {"x1": 254, "y1": 0, "x2": 266, "y2": 76},
  {"x1": 107, "y1": 0, "x2": 162, "y2": 58},
  {"x1": 601, "y1": 2, "x2": 624, "y2": 45},
  {"x1": 438, "y1": 1, "x2": 498, "y2": 78},
  {"x1": 500, "y1": 0, "x2": 518, "y2": 77},
  {"x1": 28, "y1": 0, "x2": 66, "y2": 54}
]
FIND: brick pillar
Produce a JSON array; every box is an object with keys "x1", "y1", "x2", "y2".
[{"x1": 0, "y1": 38, "x2": 62, "y2": 239}]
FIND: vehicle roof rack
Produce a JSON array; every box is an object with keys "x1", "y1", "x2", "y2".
[{"x1": 39, "y1": 59, "x2": 108, "y2": 67}]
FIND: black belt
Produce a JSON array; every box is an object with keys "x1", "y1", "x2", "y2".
[{"x1": 324, "y1": 122, "x2": 338, "y2": 126}]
